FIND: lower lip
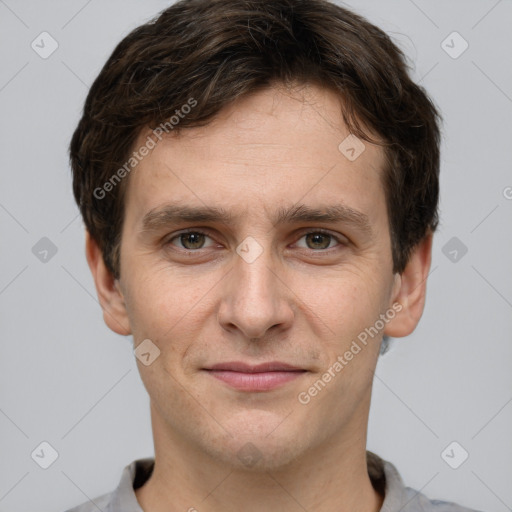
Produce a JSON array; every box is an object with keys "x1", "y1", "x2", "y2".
[{"x1": 205, "y1": 370, "x2": 306, "y2": 391}]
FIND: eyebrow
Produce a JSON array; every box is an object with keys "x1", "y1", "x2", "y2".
[{"x1": 140, "y1": 203, "x2": 373, "y2": 237}]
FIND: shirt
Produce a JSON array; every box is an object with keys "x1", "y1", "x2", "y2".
[{"x1": 63, "y1": 451, "x2": 482, "y2": 512}]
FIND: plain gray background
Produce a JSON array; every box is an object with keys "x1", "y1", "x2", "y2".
[{"x1": 0, "y1": 1, "x2": 511, "y2": 511}]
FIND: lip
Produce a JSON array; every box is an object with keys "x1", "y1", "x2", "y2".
[
  {"x1": 207, "y1": 361, "x2": 303, "y2": 372},
  {"x1": 203, "y1": 361, "x2": 307, "y2": 392}
]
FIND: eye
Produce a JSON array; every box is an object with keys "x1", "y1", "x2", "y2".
[
  {"x1": 294, "y1": 230, "x2": 344, "y2": 250},
  {"x1": 167, "y1": 230, "x2": 215, "y2": 250},
  {"x1": 165, "y1": 229, "x2": 346, "y2": 253}
]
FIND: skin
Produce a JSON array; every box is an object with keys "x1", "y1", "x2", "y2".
[{"x1": 86, "y1": 83, "x2": 433, "y2": 512}]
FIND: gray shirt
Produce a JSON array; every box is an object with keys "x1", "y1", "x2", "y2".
[{"x1": 64, "y1": 451, "x2": 482, "y2": 512}]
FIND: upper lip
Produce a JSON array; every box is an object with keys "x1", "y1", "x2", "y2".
[{"x1": 205, "y1": 361, "x2": 304, "y2": 373}]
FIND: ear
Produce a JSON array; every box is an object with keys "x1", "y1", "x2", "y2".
[
  {"x1": 384, "y1": 231, "x2": 433, "y2": 338},
  {"x1": 85, "y1": 231, "x2": 131, "y2": 336}
]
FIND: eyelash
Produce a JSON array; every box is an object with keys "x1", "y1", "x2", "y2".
[{"x1": 165, "y1": 228, "x2": 347, "y2": 253}]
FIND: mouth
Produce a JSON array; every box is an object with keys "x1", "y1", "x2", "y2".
[{"x1": 203, "y1": 361, "x2": 307, "y2": 392}]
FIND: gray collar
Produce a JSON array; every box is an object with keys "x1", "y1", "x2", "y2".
[
  {"x1": 89, "y1": 451, "x2": 476, "y2": 512},
  {"x1": 105, "y1": 451, "x2": 408, "y2": 512}
]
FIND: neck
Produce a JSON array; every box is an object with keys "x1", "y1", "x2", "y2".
[{"x1": 136, "y1": 406, "x2": 384, "y2": 512}]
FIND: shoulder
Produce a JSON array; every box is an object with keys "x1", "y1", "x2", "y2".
[
  {"x1": 402, "y1": 485, "x2": 484, "y2": 512},
  {"x1": 60, "y1": 457, "x2": 153, "y2": 512},
  {"x1": 61, "y1": 490, "x2": 113, "y2": 512},
  {"x1": 367, "y1": 451, "x2": 484, "y2": 512}
]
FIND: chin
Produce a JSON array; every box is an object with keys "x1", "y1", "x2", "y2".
[
  {"x1": 204, "y1": 411, "x2": 310, "y2": 472},
  {"x1": 217, "y1": 437, "x2": 305, "y2": 473}
]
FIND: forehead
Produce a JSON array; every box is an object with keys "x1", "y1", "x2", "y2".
[{"x1": 124, "y1": 84, "x2": 388, "y2": 228}]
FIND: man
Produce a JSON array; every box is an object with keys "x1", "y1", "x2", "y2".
[{"x1": 65, "y1": 0, "x2": 480, "y2": 510}]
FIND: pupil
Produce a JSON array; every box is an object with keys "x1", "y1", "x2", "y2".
[
  {"x1": 308, "y1": 233, "x2": 330, "y2": 249},
  {"x1": 182, "y1": 233, "x2": 204, "y2": 249}
]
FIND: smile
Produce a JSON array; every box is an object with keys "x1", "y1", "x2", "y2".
[
  {"x1": 203, "y1": 361, "x2": 307, "y2": 392},
  {"x1": 205, "y1": 370, "x2": 306, "y2": 391}
]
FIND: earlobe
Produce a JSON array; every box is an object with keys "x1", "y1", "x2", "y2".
[
  {"x1": 384, "y1": 232, "x2": 433, "y2": 338},
  {"x1": 85, "y1": 231, "x2": 132, "y2": 336}
]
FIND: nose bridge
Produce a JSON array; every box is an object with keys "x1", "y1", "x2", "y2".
[
  {"x1": 236, "y1": 243, "x2": 275, "y2": 303},
  {"x1": 218, "y1": 236, "x2": 292, "y2": 338}
]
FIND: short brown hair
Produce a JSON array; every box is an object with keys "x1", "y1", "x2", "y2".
[{"x1": 70, "y1": 0, "x2": 441, "y2": 280}]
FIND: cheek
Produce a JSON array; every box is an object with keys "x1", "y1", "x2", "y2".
[
  {"x1": 125, "y1": 263, "x2": 195, "y2": 315},
  {"x1": 122, "y1": 266, "x2": 221, "y2": 362},
  {"x1": 311, "y1": 268, "x2": 389, "y2": 341},
  {"x1": 311, "y1": 273, "x2": 387, "y2": 368}
]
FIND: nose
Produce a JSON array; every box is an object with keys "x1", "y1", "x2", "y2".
[{"x1": 217, "y1": 244, "x2": 294, "y2": 340}]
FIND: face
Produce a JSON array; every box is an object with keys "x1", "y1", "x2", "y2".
[{"x1": 91, "y1": 84, "x2": 427, "y2": 471}]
